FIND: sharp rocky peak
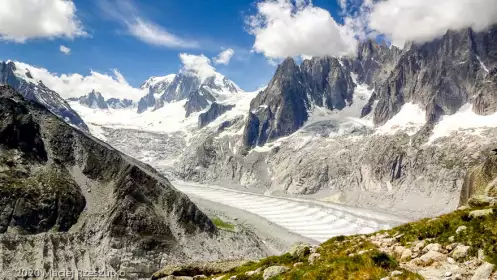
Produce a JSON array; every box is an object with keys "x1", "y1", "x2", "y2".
[
  {"x1": 242, "y1": 55, "x2": 356, "y2": 148},
  {"x1": 242, "y1": 25, "x2": 497, "y2": 149}
]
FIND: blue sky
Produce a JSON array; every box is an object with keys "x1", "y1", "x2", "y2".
[
  {"x1": 3, "y1": 0, "x2": 491, "y2": 98},
  {"x1": 0, "y1": 0, "x2": 344, "y2": 91}
]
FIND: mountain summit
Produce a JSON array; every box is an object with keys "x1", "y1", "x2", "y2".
[{"x1": 137, "y1": 71, "x2": 241, "y2": 114}]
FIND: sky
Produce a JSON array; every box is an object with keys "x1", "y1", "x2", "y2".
[{"x1": 0, "y1": 0, "x2": 496, "y2": 99}]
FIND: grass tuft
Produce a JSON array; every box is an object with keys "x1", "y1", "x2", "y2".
[{"x1": 212, "y1": 217, "x2": 236, "y2": 232}]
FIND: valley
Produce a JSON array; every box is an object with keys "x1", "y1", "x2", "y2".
[{"x1": 0, "y1": 4, "x2": 496, "y2": 277}]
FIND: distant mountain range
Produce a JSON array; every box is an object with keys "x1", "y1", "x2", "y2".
[
  {"x1": 67, "y1": 90, "x2": 134, "y2": 109},
  {"x1": 137, "y1": 72, "x2": 241, "y2": 114}
]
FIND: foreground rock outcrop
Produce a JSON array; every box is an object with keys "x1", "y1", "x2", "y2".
[{"x1": 0, "y1": 86, "x2": 267, "y2": 280}]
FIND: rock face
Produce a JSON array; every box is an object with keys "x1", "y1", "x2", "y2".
[
  {"x1": 242, "y1": 58, "x2": 309, "y2": 148},
  {"x1": 78, "y1": 90, "x2": 109, "y2": 109},
  {"x1": 137, "y1": 91, "x2": 157, "y2": 113},
  {"x1": 184, "y1": 88, "x2": 216, "y2": 118},
  {"x1": 301, "y1": 56, "x2": 356, "y2": 110},
  {"x1": 242, "y1": 56, "x2": 357, "y2": 148},
  {"x1": 0, "y1": 61, "x2": 88, "y2": 130},
  {"x1": 460, "y1": 151, "x2": 497, "y2": 205},
  {"x1": 107, "y1": 97, "x2": 133, "y2": 109},
  {"x1": 371, "y1": 26, "x2": 497, "y2": 125},
  {"x1": 198, "y1": 103, "x2": 235, "y2": 128},
  {"x1": 0, "y1": 86, "x2": 267, "y2": 279},
  {"x1": 348, "y1": 41, "x2": 402, "y2": 92}
]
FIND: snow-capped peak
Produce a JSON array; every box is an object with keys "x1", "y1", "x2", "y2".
[{"x1": 140, "y1": 74, "x2": 177, "y2": 91}]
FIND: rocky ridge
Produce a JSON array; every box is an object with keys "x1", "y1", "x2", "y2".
[
  {"x1": 68, "y1": 90, "x2": 134, "y2": 110},
  {"x1": 0, "y1": 61, "x2": 88, "y2": 130},
  {"x1": 0, "y1": 86, "x2": 268, "y2": 280}
]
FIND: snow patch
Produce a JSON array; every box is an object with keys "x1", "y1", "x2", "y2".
[
  {"x1": 429, "y1": 103, "x2": 497, "y2": 142},
  {"x1": 376, "y1": 103, "x2": 426, "y2": 136},
  {"x1": 477, "y1": 56, "x2": 490, "y2": 73}
]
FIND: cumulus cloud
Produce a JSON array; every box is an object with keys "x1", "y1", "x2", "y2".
[
  {"x1": 367, "y1": 0, "x2": 497, "y2": 47},
  {"x1": 14, "y1": 62, "x2": 144, "y2": 101},
  {"x1": 341, "y1": 0, "x2": 497, "y2": 47},
  {"x1": 247, "y1": 0, "x2": 357, "y2": 59},
  {"x1": 0, "y1": 0, "x2": 86, "y2": 42},
  {"x1": 213, "y1": 48, "x2": 235, "y2": 65},
  {"x1": 179, "y1": 53, "x2": 216, "y2": 81},
  {"x1": 100, "y1": 0, "x2": 198, "y2": 49},
  {"x1": 59, "y1": 45, "x2": 71, "y2": 55}
]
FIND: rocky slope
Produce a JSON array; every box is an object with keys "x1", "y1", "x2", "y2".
[
  {"x1": 195, "y1": 204, "x2": 497, "y2": 280},
  {"x1": 0, "y1": 61, "x2": 88, "y2": 130},
  {"x1": 0, "y1": 86, "x2": 268, "y2": 280}
]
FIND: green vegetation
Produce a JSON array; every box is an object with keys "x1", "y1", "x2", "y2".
[
  {"x1": 212, "y1": 235, "x2": 421, "y2": 280},
  {"x1": 212, "y1": 217, "x2": 236, "y2": 232},
  {"x1": 205, "y1": 206, "x2": 497, "y2": 280},
  {"x1": 386, "y1": 206, "x2": 497, "y2": 264}
]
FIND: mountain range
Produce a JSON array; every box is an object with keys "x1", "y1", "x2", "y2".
[
  {"x1": 1, "y1": 23, "x2": 497, "y2": 279},
  {"x1": 2, "y1": 26, "x2": 497, "y2": 222}
]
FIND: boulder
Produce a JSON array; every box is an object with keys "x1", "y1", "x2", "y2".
[
  {"x1": 423, "y1": 243, "x2": 442, "y2": 253},
  {"x1": 451, "y1": 245, "x2": 471, "y2": 260},
  {"x1": 391, "y1": 270, "x2": 403, "y2": 276},
  {"x1": 471, "y1": 262, "x2": 494, "y2": 280},
  {"x1": 468, "y1": 196, "x2": 495, "y2": 207},
  {"x1": 469, "y1": 209, "x2": 494, "y2": 219},
  {"x1": 293, "y1": 262, "x2": 304, "y2": 268},
  {"x1": 288, "y1": 242, "x2": 311, "y2": 259},
  {"x1": 414, "y1": 251, "x2": 447, "y2": 266},
  {"x1": 413, "y1": 240, "x2": 426, "y2": 252},
  {"x1": 456, "y1": 226, "x2": 467, "y2": 234},
  {"x1": 400, "y1": 249, "x2": 413, "y2": 261},
  {"x1": 245, "y1": 268, "x2": 262, "y2": 276},
  {"x1": 393, "y1": 246, "x2": 406, "y2": 257},
  {"x1": 308, "y1": 253, "x2": 321, "y2": 265},
  {"x1": 263, "y1": 266, "x2": 289, "y2": 280}
]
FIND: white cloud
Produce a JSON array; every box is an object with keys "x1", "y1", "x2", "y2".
[
  {"x1": 0, "y1": 0, "x2": 86, "y2": 42},
  {"x1": 247, "y1": 0, "x2": 357, "y2": 59},
  {"x1": 59, "y1": 45, "x2": 71, "y2": 55},
  {"x1": 100, "y1": 0, "x2": 198, "y2": 49},
  {"x1": 126, "y1": 17, "x2": 199, "y2": 48},
  {"x1": 213, "y1": 48, "x2": 235, "y2": 65},
  {"x1": 179, "y1": 53, "x2": 216, "y2": 81},
  {"x1": 14, "y1": 61, "x2": 143, "y2": 101},
  {"x1": 347, "y1": 0, "x2": 497, "y2": 47}
]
